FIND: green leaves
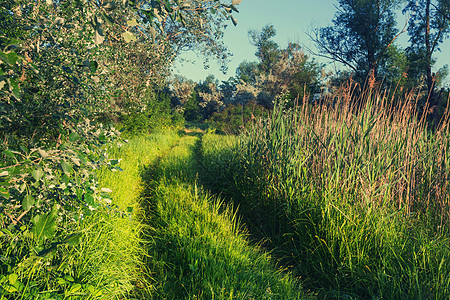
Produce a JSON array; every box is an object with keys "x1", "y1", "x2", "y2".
[
  {"x1": 62, "y1": 233, "x2": 81, "y2": 246},
  {"x1": 69, "y1": 132, "x2": 80, "y2": 142},
  {"x1": 9, "y1": 79, "x2": 21, "y2": 100},
  {"x1": 103, "y1": 1, "x2": 117, "y2": 10},
  {"x1": 31, "y1": 206, "x2": 58, "y2": 243},
  {"x1": 22, "y1": 194, "x2": 35, "y2": 211},
  {"x1": 163, "y1": 0, "x2": 173, "y2": 12},
  {"x1": 0, "y1": 51, "x2": 21, "y2": 66},
  {"x1": 2, "y1": 149, "x2": 16, "y2": 159},
  {"x1": 61, "y1": 160, "x2": 72, "y2": 174},
  {"x1": 122, "y1": 31, "x2": 137, "y2": 42},
  {"x1": 31, "y1": 168, "x2": 44, "y2": 181},
  {"x1": 126, "y1": 18, "x2": 138, "y2": 26},
  {"x1": 0, "y1": 186, "x2": 9, "y2": 199}
]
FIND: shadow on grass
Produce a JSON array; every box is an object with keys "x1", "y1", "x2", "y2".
[{"x1": 132, "y1": 134, "x2": 307, "y2": 300}]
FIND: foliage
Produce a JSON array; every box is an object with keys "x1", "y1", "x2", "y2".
[
  {"x1": 198, "y1": 80, "x2": 224, "y2": 119},
  {"x1": 236, "y1": 60, "x2": 259, "y2": 84},
  {"x1": 403, "y1": 0, "x2": 450, "y2": 121},
  {"x1": 0, "y1": 0, "x2": 241, "y2": 145},
  {"x1": 310, "y1": 0, "x2": 402, "y2": 80},
  {"x1": 183, "y1": 91, "x2": 203, "y2": 122},
  {"x1": 235, "y1": 26, "x2": 323, "y2": 109},
  {"x1": 248, "y1": 24, "x2": 280, "y2": 75},
  {"x1": 170, "y1": 74, "x2": 197, "y2": 107},
  {"x1": 208, "y1": 102, "x2": 267, "y2": 135},
  {"x1": 0, "y1": 121, "x2": 127, "y2": 298}
]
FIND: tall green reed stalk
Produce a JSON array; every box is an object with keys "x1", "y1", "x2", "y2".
[{"x1": 203, "y1": 82, "x2": 450, "y2": 298}]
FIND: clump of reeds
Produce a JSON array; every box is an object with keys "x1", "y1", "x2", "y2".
[{"x1": 208, "y1": 81, "x2": 450, "y2": 297}]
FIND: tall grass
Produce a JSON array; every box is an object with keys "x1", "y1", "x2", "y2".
[
  {"x1": 92, "y1": 131, "x2": 180, "y2": 297},
  {"x1": 138, "y1": 133, "x2": 307, "y2": 299},
  {"x1": 200, "y1": 83, "x2": 450, "y2": 298},
  {"x1": 0, "y1": 131, "x2": 180, "y2": 299}
]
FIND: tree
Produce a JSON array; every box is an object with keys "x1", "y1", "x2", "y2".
[
  {"x1": 0, "y1": 0, "x2": 241, "y2": 144},
  {"x1": 236, "y1": 60, "x2": 259, "y2": 84},
  {"x1": 162, "y1": 0, "x2": 237, "y2": 72},
  {"x1": 403, "y1": 0, "x2": 450, "y2": 112},
  {"x1": 219, "y1": 76, "x2": 238, "y2": 104},
  {"x1": 196, "y1": 75, "x2": 224, "y2": 119},
  {"x1": 248, "y1": 24, "x2": 280, "y2": 75},
  {"x1": 310, "y1": 0, "x2": 402, "y2": 80},
  {"x1": 238, "y1": 25, "x2": 322, "y2": 108}
]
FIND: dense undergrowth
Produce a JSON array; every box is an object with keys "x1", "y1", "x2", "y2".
[
  {"x1": 197, "y1": 84, "x2": 450, "y2": 298},
  {"x1": 0, "y1": 129, "x2": 180, "y2": 298}
]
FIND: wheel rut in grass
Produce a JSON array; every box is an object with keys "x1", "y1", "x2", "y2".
[{"x1": 134, "y1": 130, "x2": 307, "y2": 299}]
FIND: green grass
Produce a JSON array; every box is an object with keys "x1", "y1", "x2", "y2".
[
  {"x1": 197, "y1": 87, "x2": 450, "y2": 298},
  {"x1": 10, "y1": 81, "x2": 450, "y2": 299},
  {"x1": 137, "y1": 133, "x2": 307, "y2": 299},
  {"x1": 0, "y1": 131, "x2": 181, "y2": 299},
  {"x1": 92, "y1": 130, "x2": 181, "y2": 297}
]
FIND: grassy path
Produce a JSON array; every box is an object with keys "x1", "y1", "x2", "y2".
[{"x1": 134, "y1": 132, "x2": 307, "y2": 299}]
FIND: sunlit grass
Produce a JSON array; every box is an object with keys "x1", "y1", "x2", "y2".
[
  {"x1": 63, "y1": 130, "x2": 181, "y2": 298},
  {"x1": 138, "y1": 133, "x2": 307, "y2": 299}
]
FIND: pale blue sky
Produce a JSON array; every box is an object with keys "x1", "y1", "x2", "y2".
[{"x1": 172, "y1": 0, "x2": 450, "y2": 85}]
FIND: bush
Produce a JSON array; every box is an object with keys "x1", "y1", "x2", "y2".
[
  {"x1": 208, "y1": 102, "x2": 267, "y2": 135},
  {"x1": 0, "y1": 121, "x2": 130, "y2": 298}
]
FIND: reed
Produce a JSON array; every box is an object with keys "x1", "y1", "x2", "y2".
[{"x1": 200, "y1": 82, "x2": 450, "y2": 298}]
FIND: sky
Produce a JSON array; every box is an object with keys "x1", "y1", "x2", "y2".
[{"x1": 172, "y1": 0, "x2": 450, "y2": 85}]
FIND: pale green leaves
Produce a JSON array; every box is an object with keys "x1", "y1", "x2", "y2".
[
  {"x1": 123, "y1": 20, "x2": 138, "y2": 41},
  {"x1": 127, "y1": 18, "x2": 138, "y2": 26},
  {"x1": 61, "y1": 160, "x2": 72, "y2": 174},
  {"x1": 150, "y1": 26, "x2": 157, "y2": 39},
  {"x1": 94, "y1": 25, "x2": 105, "y2": 45},
  {"x1": 31, "y1": 168, "x2": 44, "y2": 181},
  {"x1": 22, "y1": 194, "x2": 35, "y2": 211},
  {"x1": 122, "y1": 31, "x2": 136, "y2": 42},
  {"x1": 94, "y1": 16, "x2": 105, "y2": 45},
  {"x1": 32, "y1": 206, "x2": 58, "y2": 243},
  {"x1": 38, "y1": 148, "x2": 49, "y2": 159},
  {"x1": 54, "y1": 17, "x2": 65, "y2": 25}
]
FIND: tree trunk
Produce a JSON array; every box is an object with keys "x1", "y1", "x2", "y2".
[{"x1": 425, "y1": 0, "x2": 436, "y2": 108}]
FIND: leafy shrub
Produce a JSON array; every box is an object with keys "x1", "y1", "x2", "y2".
[
  {"x1": 121, "y1": 113, "x2": 151, "y2": 136},
  {"x1": 208, "y1": 102, "x2": 267, "y2": 135},
  {"x1": 0, "y1": 121, "x2": 125, "y2": 297}
]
